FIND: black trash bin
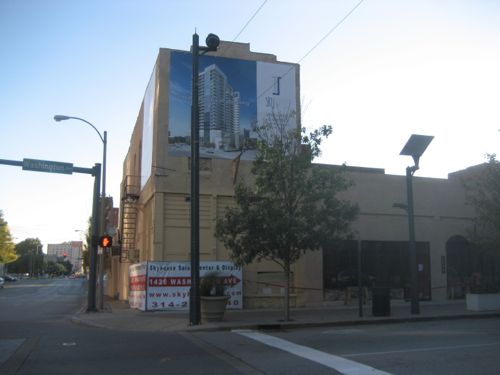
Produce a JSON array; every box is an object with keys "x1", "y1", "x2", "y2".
[{"x1": 372, "y1": 287, "x2": 391, "y2": 316}]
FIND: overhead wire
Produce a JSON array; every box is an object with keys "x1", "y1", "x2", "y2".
[
  {"x1": 297, "y1": 0, "x2": 365, "y2": 64},
  {"x1": 232, "y1": 0, "x2": 269, "y2": 42},
  {"x1": 257, "y1": 0, "x2": 366, "y2": 99}
]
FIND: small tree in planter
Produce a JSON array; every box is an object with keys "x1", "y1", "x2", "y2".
[{"x1": 200, "y1": 272, "x2": 229, "y2": 322}]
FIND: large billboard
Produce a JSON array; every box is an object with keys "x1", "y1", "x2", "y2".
[
  {"x1": 168, "y1": 51, "x2": 298, "y2": 160},
  {"x1": 141, "y1": 68, "x2": 156, "y2": 188}
]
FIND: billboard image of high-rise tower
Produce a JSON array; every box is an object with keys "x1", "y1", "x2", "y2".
[
  {"x1": 168, "y1": 50, "x2": 297, "y2": 160},
  {"x1": 199, "y1": 64, "x2": 241, "y2": 151}
]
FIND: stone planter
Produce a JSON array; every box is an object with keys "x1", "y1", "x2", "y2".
[
  {"x1": 466, "y1": 293, "x2": 500, "y2": 311},
  {"x1": 200, "y1": 296, "x2": 229, "y2": 322}
]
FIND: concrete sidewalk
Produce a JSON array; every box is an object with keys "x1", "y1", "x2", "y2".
[{"x1": 71, "y1": 298, "x2": 500, "y2": 332}]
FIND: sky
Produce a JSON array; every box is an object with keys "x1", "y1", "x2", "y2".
[{"x1": 1, "y1": 0, "x2": 500, "y2": 251}]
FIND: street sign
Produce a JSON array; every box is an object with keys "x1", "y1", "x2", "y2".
[{"x1": 22, "y1": 158, "x2": 73, "y2": 175}]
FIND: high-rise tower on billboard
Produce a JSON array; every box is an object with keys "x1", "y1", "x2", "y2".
[{"x1": 198, "y1": 64, "x2": 241, "y2": 151}]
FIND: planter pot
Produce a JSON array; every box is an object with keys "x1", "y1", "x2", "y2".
[
  {"x1": 466, "y1": 293, "x2": 500, "y2": 311},
  {"x1": 200, "y1": 296, "x2": 229, "y2": 322}
]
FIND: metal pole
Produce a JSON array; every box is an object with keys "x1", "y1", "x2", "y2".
[
  {"x1": 190, "y1": 32, "x2": 201, "y2": 326},
  {"x1": 406, "y1": 166, "x2": 419, "y2": 314},
  {"x1": 88, "y1": 163, "x2": 101, "y2": 312},
  {"x1": 99, "y1": 131, "x2": 107, "y2": 310},
  {"x1": 357, "y1": 239, "x2": 363, "y2": 317}
]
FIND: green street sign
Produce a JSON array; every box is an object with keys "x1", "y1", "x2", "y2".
[{"x1": 22, "y1": 158, "x2": 73, "y2": 175}]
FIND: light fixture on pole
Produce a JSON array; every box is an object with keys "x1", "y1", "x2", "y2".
[
  {"x1": 54, "y1": 114, "x2": 107, "y2": 311},
  {"x1": 400, "y1": 134, "x2": 433, "y2": 315},
  {"x1": 189, "y1": 32, "x2": 220, "y2": 326}
]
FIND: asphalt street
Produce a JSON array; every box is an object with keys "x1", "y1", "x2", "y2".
[
  {"x1": 2, "y1": 278, "x2": 500, "y2": 374},
  {"x1": 0, "y1": 279, "x2": 248, "y2": 374}
]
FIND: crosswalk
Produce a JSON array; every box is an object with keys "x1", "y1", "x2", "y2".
[{"x1": 234, "y1": 330, "x2": 392, "y2": 375}]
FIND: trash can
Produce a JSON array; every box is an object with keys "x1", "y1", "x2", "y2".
[{"x1": 372, "y1": 287, "x2": 391, "y2": 316}]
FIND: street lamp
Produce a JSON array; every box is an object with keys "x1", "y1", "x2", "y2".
[
  {"x1": 54, "y1": 114, "x2": 107, "y2": 311},
  {"x1": 190, "y1": 32, "x2": 220, "y2": 326},
  {"x1": 400, "y1": 134, "x2": 433, "y2": 315}
]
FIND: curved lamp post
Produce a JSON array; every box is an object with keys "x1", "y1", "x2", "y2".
[
  {"x1": 190, "y1": 32, "x2": 220, "y2": 326},
  {"x1": 400, "y1": 134, "x2": 433, "y2": 315},
  {"x1": 54, "y1": 114, "x2": 107, "y2": 311}
]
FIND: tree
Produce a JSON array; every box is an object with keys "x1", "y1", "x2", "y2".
[
  {"x1": 465, "y1": 155, "x2": 500, "y2": 252},
  {"x1": 46, "y1": 261, "x2": 68, "y2": 276},
  {"x1": 463, "y1": 154, "x2": 500, "y2": 289},
  {"x1": 0, "y1": 211, "x2": 17, "y2": 264},
  {"x1": 9, "y1": 238, "x2": 43, "y2": 275},
  {"x1": 81, "y1": 217, "x2": 92, "y2": 274},
  {"x1": 215, "y1": 115, "x2": 359, "y2": 321}
]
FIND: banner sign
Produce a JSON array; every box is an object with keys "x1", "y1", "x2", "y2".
[{"x1": 129, "y1": 261, "x2": 243, "y2": 311}]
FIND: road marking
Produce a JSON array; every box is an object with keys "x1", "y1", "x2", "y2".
[
  {"x1": 343, "y1": 341, "x2": 500, "y2": 358},
  {"x1": 234, "y1": 330, "x2": 392, "y2": 375}
]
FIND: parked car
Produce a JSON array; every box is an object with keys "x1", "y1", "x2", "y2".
[
  {"x1": 3, "y1": 275, "x2": 17, "y2": 282},
  {"x1": 0, "y1": 277, "x2": 4, "y2": 288}
]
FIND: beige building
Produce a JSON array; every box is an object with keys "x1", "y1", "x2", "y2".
[
  {"x1": 108, "y1": 41, "x2": 488, "y2": 308},
  {"x1": 47, "y1": 241, "x2": 83, "y2": 274}
]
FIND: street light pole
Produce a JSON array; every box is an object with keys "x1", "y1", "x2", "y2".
[
  {"x1": 189, "y1": 32, "x2": 220, "y2": 326},
  {"x1": 406, "y1": 165, "x2": 419, "y2": 314},
  {"x1": 54, "y1": 115, "x2": 107, "y2": 310},
  {"x1": 400, "y1": 134, "x2": 433, "y2": 315},
  {"x1": 190, "y1": 32, "x2": 201, "y2": 326}
]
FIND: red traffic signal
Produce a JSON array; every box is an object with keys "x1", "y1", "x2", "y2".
[{"x1": 99, "y1": 235, "x2": 112, "y2": 248}]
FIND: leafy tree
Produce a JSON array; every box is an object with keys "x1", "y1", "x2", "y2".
[
  {"x1": 465, "y1": 154, "x2": 500, "y2": 254},
  {"x1": 216, "y1": 115, "x2": 359, "y2": 321},
  {"x1": 81, "y1": 217, "x2": 92, "y2": 274},
  {"x1": 464, "y1": 154, "x2": 500, "y2": 291},
  {"x1": 9, "y1": 238, "x2": 43, "y2": 275},
  {"x1": 0, "y1": 211, "x2": 17, "y2": 264},
  {"x1": 46, "y1": 261, "x2": 68, "y2": 276}
]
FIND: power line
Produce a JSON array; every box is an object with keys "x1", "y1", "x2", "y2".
[
  {"x1": 232, "y1": 0, "x2": 268, "y2": 42},
  {"x1": 297, "y1": 0, "x2": 365, "y2": 64},
  {"x1": 257, "y1": 0, "x2": 366, "y2": 99}
]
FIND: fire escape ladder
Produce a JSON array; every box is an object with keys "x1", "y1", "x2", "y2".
[{"x1": 120, "y1": 175, "x2": 140, "y2": 263}]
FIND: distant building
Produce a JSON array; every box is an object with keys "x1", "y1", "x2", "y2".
[{"x1": 46, "y1": 241, "x2": 83, "y2": 273}]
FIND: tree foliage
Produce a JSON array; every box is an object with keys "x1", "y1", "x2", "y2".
[
  {"x1": 44, "y1": 260, "x2": 73, "y2": 276},
  {"x1": 0, "y1": 211, "x2": 17, "y2": 264},
  {"x1": 8, "y1": 238, "x2": 43, "y2": 275},
  {"x1": 465, "y1": 154, "x2": 500, "y2": 254},
  {"x1": 215, "y1": 115, "x2": 359, "y2": 320},
  {"x1": 81, "y1": 217, "x2": 92, "y2": 274}
]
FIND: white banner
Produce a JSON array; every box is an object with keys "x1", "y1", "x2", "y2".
[
  {"x1": 129, "y1": 262, "x2": 147, "y2": 310},
  {"x1": 129, "y1": 261, "x2": 243, "y2": 311}
]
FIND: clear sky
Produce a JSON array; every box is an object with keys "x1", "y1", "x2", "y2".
[{"x1": 1, "y1": 0, "x2": 499, "y2": 251}]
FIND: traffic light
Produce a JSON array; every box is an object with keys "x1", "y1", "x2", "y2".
[{"x1": 99, "y1": 235, "x2": 112, "y2": 248}]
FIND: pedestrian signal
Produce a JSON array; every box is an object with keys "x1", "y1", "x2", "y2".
[{"x1": 99, "y1": 235, "x2": 112, "y2": 248}]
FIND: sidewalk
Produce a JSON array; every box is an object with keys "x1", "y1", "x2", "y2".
[{"x1": 71, "y1": 298, "x2": 500, "y2": 332}]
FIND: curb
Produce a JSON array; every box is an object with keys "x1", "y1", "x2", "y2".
[
  {"x1": 70, "y1": 310, "x2": 500, "y2": 333},
  {"x1": 185, "y1": 311, "x2": 500, "y2": 332}
]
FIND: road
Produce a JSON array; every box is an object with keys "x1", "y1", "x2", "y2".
[
  {"x1": 1, "y1": 278, "x2": 500, "y2": 374},
  {"x1": 0, "y1": 278, "x2": 252, "y2": 374}
]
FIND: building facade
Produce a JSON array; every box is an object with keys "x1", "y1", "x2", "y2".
[
  {"x1": 108, "y1": 41, "x2": 491, "y2": 308},
  {"x1": 47, "y1": 241, "x2": 83, "y2": 274}
]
